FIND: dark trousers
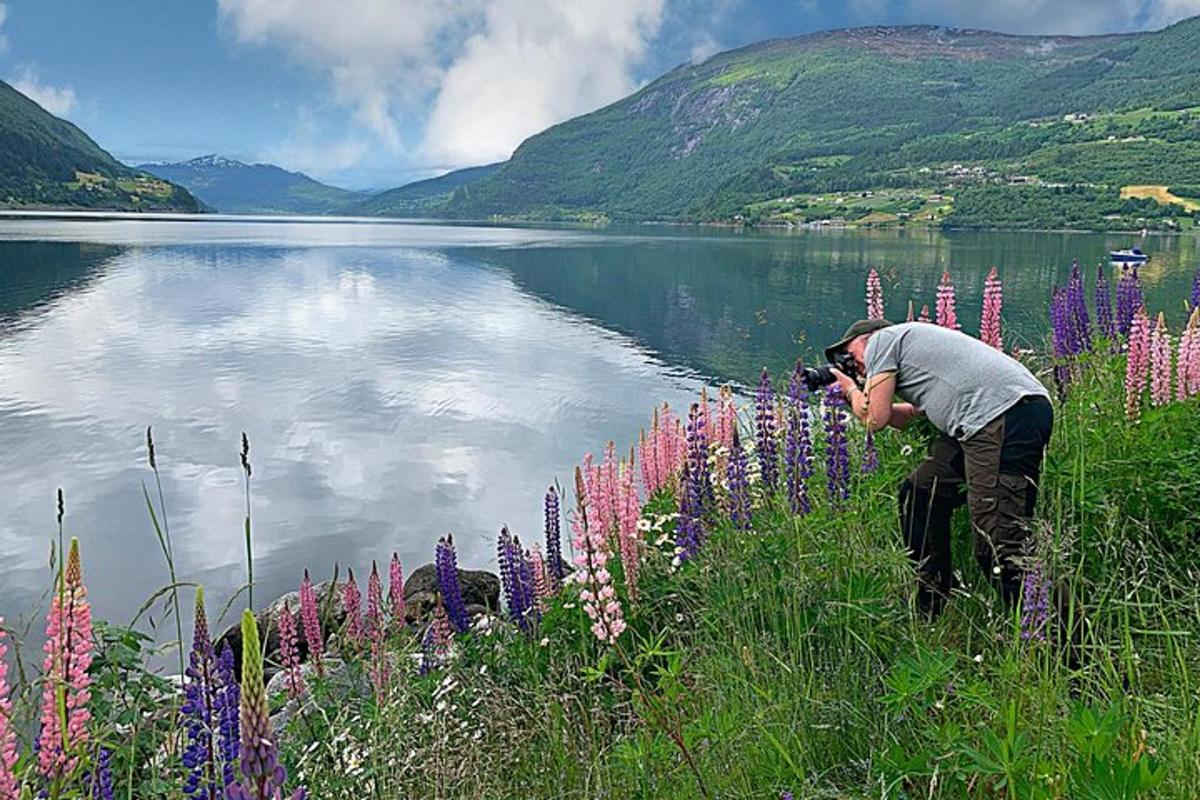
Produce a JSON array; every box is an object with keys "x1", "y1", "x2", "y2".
[{"x1": 899, "y1": 395, "x2": 1053, "y2": 615}]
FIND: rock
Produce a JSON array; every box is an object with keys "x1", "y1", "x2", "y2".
[
  {"x1": 404, "y1": 562, "x2": 500, "y2": 617},
  {"x1": 215, "y1": 580, "x2": 342, "y2": 681}
]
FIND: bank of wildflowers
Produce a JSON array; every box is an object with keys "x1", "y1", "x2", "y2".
[{"x1": 0, "y1": 266, "x2": 1198, "y2": 798}]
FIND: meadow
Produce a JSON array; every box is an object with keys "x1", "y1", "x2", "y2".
[{"x1": 1, "y1": 264, "x2": 1199, "y2": 799}]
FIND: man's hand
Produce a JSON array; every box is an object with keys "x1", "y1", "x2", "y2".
[{"x1": 830, "y1": 368, "x2": 858, "y2": 397}]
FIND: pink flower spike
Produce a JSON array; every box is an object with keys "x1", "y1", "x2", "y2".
[
  {"x1": 342, "y1": 568, "x2": 363, "y2": 646},
  {"x1": 389, "y1": 552, "x2": 405, "y2": 627},
  {"x1": 1178, "y1": 307, "x2": 1200, "y2": 400},
  {"x1": 37, "y1": 538, "x2": 93, "y2": 781},
  {"x1": 980, "y1": 267, "x2": 1003, "y2": 349},
  {"x1": 715, "y1": 386, "x2": 737, "y2": 451},
  {"x1": 298, "y1": 569, "x2": 324, "y2": 677},
  {"x1": 918, "y1": 304, "x2": 931, "y2": 323},
  {"x1": 530, "y1": 547, "x2": 550, "y2": 612},
  {"x1": 0, "y1": 619, "x2": 20, "y2": 800},
  {"x1": 278, "y1": 604, "x2": 305, "y2": 699},
  {"x1": 571, "y1": 467, "x2": 626, "y2": 645},
  {"x1": 936, "y1": 269, "x2": 959, "y2": 330},
  {"x1": 866, "y1": 267, "x2": 884, "y2": 320},
  {"x1": 616, "y1": 456, "x2": 642, "y2": 602},
  {"x1": 1125, "y1": 306, "x2": 1151, "y2": 420},
  {"x1": 1150, "y1": 312, "x2": 1173, "y2": 407}
]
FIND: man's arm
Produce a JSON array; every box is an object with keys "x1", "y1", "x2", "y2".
[{"x1": 834, "y1": 371, "x2": 919, "y2": 432}]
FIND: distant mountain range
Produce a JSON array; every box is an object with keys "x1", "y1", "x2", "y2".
[
  {"x1": 139, "y1": 155, "x2": 359, "y2": 215},
  {"x1": 0, "y1": 80, "x2": 198, "y2": 212},
  {"x1": 344, "y1": 163, "x2": 502, "y2": 217}
]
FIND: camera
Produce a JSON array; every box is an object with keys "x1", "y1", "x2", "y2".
[{"x1": 801, "y1": 351, "x2": 858, "y2": 392}]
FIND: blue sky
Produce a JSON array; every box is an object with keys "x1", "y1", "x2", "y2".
[{"x1": 2, "y1": 0, "x2": 1197, "y2": 190}]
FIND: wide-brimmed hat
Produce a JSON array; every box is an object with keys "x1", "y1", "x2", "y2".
[{"x1": 824, "y1": 319, "x2": 893, "y2": 363}]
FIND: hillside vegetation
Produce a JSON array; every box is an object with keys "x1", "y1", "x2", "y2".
[
  {"x1": 348, "y1": 163, "x2": 502, "y2": 217},
  {"x1": 431, "y1": 17, "x2": 1200, "y2": 229},
  {"x1": 0, "y1": 81, "x2": 198, "y2": 212}
]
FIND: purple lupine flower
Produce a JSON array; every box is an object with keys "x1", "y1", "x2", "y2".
[
  {"x1": 226, "y1": 611, "x2": 290, "y2": 800},
  {"x1": 1020, "y1": 562, "x2": 1052, "y2": 642},
  {"x1": 675, "y1": 460, "x2": 704, "y2": 562},
  {"x1": 1192, "y1": 266, "x2": 1200, "y2": 312},
  {"x1": 725, "y1": 427, "x2": 752, "y2": 530},
  {"x1": 823, "y1": 386, "x2": 850, "y2": 506},
  {"x1": 755, "y1": 367, "x2": 778, "y2": 493},
  {"x1": 1094, "y1": 264, "x2": 1115, "y2": 341},
  {"x1": 88, "y1": 747, "x2": 113, "y2": 800},
  {"x1": 544, "y1": 486, "x2": 564, "y2": 591},
  {"x1": 1049, "y1": 286, "x2": 1073, "y2": 392},
  {"x1": 214, "y1": 642, "x2": 240, "y2": 790},
  {"x1": 862, "y1": 429, "x2": 878, "y2": 474},
  {"x1": 1115, "y1": 265, "x2": 1143, "y2": 338},
  {"x1": 497, "y1": 526, "x2": 519, "y2": 622},
  {"x1": 435, "y1": 535, "x2": 470, "y2": 633},
  {"x1": 686, "y1": 402, "x2": 715, "y2": 513},
  {"x1": 181, "y1": 588, "x2": 221, "y2": 800},
  {"x1": 516, "y1": 541, "x2": 539, "y2": 629},
  {"x1": 1066, "y1": 261, "x2": 1092, "y2": 353},
  {"x1": 784, "y1": 362, "x2": 812, "y2": 515}
]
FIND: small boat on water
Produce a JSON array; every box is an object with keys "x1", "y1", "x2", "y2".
[{"x1": 1109, "y1": 247, "x2": 1150, "y2": 264}]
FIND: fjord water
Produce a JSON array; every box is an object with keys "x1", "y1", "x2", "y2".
[{"x1": 0, "y1": 217, "x2": 1196, "y2": 632}]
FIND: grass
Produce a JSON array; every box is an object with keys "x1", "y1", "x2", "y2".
[{"x1": 1120, "y1": 185, "x2": 1200, "y2": 212}]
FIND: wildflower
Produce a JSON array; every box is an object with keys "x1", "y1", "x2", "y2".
[
  {"x1": 1095, "y1": 263, "x2": 1115, "y2": 341},
  {"x1": 277, "y1": 605, "x2": 304, "y2": 700},
  {"x1": 1065, "y1": 261, "x2": 1092, "y2": 353},
  {"x1": 918, "y1": 303, "x2": 931, "y2": 323},
  {"x1": 1115, "y1": 265, "x2": 1143, "y2": 338},
  {"x1": 824, "y1": 386, "x2": 850, "y2": 505},
  {"x1": 755, "y1": 368, "x2": 779, "y2": 494},
  {"x1": 1150, "y1": 312, "x2": 1173, "y2": 407},
  {"x1": 616, "y1": 456, "x2": 642, "y2": 601},
  {"x1": 572, "y1": 467, "x2": 627, "y2": 643},
  {"x1": 388, "y1": 553, "x2": 405, "y2": 629},
  {"x1": 37, "y1": 537, "x2": 93, "y2": 781},
  {"x1": 297, "y1": 570, "x2": 324, "y2": 678},
  {"x1": 181, "y1": 588, "x2": 224, "y2": 799},
  {"x1": 1125, "y1": 306, "x2": 1151, "y2": 420},
  {"x1": 935, "y1": 270, "x2": 959, "y2": 330},
  {"x1": 0, "y1": 618, "x2": 19, "y2": 800},
  {"x1": 214, "y1": 643, "x2": 240, "y2": 789},
  {"x1": 435, "y1": 535, "x2": 471, "y2": 633},
  {"x1": 862, "y1": 429, "x2": 878, "y2": 474},
  {"x1": 365, "y1": 561, "x2": 384, "y2": 641},
  {"x1": 226, "y1": 610, "x2": 304, "y2": 800},
  {"x1": 86, "y1": 747, "x2": 113, "y2": 800},
  {"x1": 516, "y1": 540, "x2": 539, "y2": 628},
  {"x1": 784, "y1": 362, "x2": 812, "y2": 515},
  {"x1": 715, "y1": 385, "x2": 738, "y2": 451},
  {"x1": 543, "y1": 486, "x2": 565, "y2": 591},
  {"x1": 530, "y1": 546, "x2": 551, "y2": 612},
  {"x1": 597, "y1": 441, "x2": 621, "y2": 534},
  {"x1": 1178, "y1": 307, "x2": 1200, "y2": 399},
  {"x1": 980, "y1": 266, "x2": 1003, "y2": 349},
  {"x1": 420, "y1": 597, "x2": 454, "y2": 674},
  {"x1": 638, "y1": 427, "x2": 659, "y2": 499},
  {"x1": 1020, "y1": 562, "x2": 1052, "y2": 642},
  {"x1": 866, "y1": 267, "x2": 884, "y2": 320},
  {"x1": 341, "y1": 568, "x2": 363, "y2": 647},
  {"x1": 1192, "y1": 266, "x2": 1200, "y2": 312},
  {"x1": 497, "y1": 526, "x2": 520, "y2": 622},
  {"x1": 675, "y1": 459, "x2": 705, "y2": 562},
  {"x1": 1049, "y1": 286, "x2": 1074, "y2": 392},
  {"x1": 686, "y1": 403, "x2": 715, "y2": 513},
  {"x1": 726, "y1": 427, "x2": 752, "y2": 530},
  {"x1": 906, "y1": 300, "x2": 915, "y2": 321}
]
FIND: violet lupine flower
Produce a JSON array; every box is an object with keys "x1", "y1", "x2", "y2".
[
  {"x1": 1095, "y1": 264, "x2": 1115, "y2": 341},
  {"x1": 87, "y1": 747, "x2": 113, "y2": 800},
  {"x1": 675, "y1": 459, "x2": 706, "y2": 562},
  {"x1": 182, "y1": 588, "x2": 222, "y2": 800},
  {"x1": 572, "y1": 467, "x2": 627, "y2": 643},
  {"x1": 616, "y1": 458, "x2": 642, "y2": 602},
  {"x1": 1192, "y1": 266, "x2": 1200, "y2": 312},
  {"x1": 1020, "y1": 563, "x2": 1052, "y2": 642},
  {"x1": 277, "y1": 605, "x2": 305, "y2": 699},
  {"x1": 516, "y1": 540, "x2": 539, "y2": 628},
  {"x1": 435, "y1": 535, "x2": 471, "y2": 633},
  {"x1": 341, "y1": 569, "x2": 363, "y2": 647},
  {"x1": 498, "y1": 527, "x2": 532, "y2": 627},
  {"x1": 0, "y1": 618, "x2": 19, "y2": 800},
  {"x1": 1066, "y1": 261, "x2": 1092, "y2": 353},
  {"x1": 980, "y1": 266, "x2": 1003, "y2": 349},
  {"x1": 755, "y1": 368, "x2": 779, "y2": 494},
  {"x1": 1125, "y1": 306, "x2": 1152, "y2": 420},
  {"x1": 866, "y1": 267, "x2": 884, "y2": 320},
  {"x1": 543, "y1": 486, "x2": 565, "y2": 591},
  {"x1": 214, "y1": 643, "x2": 240, "y2": 790},
  {"x1": 1179, "y1": 308, "x2": 1200, "y2": 400},
  {"x1": 918, "y1": 304, "x2": 931, "y2": 323},
  {"x1": 38, "y1": 537, "x2": 93, "y2": 782},
  {"x1": 725, "y1": 427, "x2": 752, "y2": 530},
  {"x1": 1115, "y1": 265, "x2": 1143, "y2": 338},
  {"x1": 388, "y1": 553, "x2": 405, "y2": 629},
  {"x1": 297, "y1": 570, "x2": 324, "y2": 678},
  {"x1": 715, "y1": 386, "x2": 737, "y2": 451},
  {"x1": 935, "y1": 270, "x2": 959, "y2": 330},
  {"x1": 824, "y1": 386, "x2": 851, "y2": 506},
  {"x1": 1049, "y1": 286, "x2": 1074, "y2": 392},
  {"x1": 784, "y1": 362, "x2": 812, "y2": 516},
  {"x1": 686, "y1": 402, "x2": 715, "y2": 513},
  {"x1": 862, "y1": 429, "x2": 879, "y2": 474},
  {"x1": 226, "y1": 611, "x2": 304, "y2": 800},
  {"x1": 1150, "y1": 312, "x2": 1173, "y2": 407}
]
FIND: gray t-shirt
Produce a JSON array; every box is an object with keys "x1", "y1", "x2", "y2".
[{"x1": 864, "y1": 322, "x2": 1049, "y2": 440}]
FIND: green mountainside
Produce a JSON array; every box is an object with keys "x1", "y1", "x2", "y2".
[
  {"x1": 348, "y1": 163, "x2": 502, "y2": 217},
  {"x1": 0, "y1": 80, "x2": 199, "y2": 212},
  {"x1": 140, "y1": 155, "x2": 357, "y2": 214},
  {"x1": 436, "y1": 17, "x2": 1200, "y2": 229}
]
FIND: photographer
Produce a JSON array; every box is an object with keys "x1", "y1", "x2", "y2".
[{"x1": 822, "y1": 319, "x2": 1052, "y2": 616}]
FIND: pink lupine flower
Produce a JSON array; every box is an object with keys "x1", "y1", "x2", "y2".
[
  {"x1": 980, "y1": 266, "x2": 1003, "y2": 349},
  {"x1": 639, "y1": 427, "x2": 659, "y2": 498},
  {"x1": 1150, "y1": 312, "x2": 1173, "y2": 407},
  {"x1": 918, "y1": 304, "x2": 931, "y2": 323},
  {"x1": 936, "y1": 270, "x2": 959, "y2": 330},
  {"x1": 715, "y1": 386, "x2": 737, "y2": 451},
  {"x1": 616, "y1": 457, "x2": 642, "y2": 602},
  {"x1": 866, "y1": 267, "x2": 884, "y2": 320},
  {"x1": 298, "y1": 569, "x2": 324, "y2": 678},
  {"x1": 388, "y1": 552, "x2": 405, "y2": 628},
  {"x1": 655, "y1": 403, "x2": 685, "y2": 488},
  {"x1": 600, "y1": 441, "x2": 620, "y2": 534},
  {"x1": 698, "y1": 386, "x2": 714, "y2": 443},
  {"x1": 1125, "y1": 306, "x2": 1151, "y2": 420},
  {"x1": 277, "y1": 604, "x2": 305, "y2": 699},
  {"x1": 342, "y1": 568, "x2": 363, "y2": 646},
  {"x1": 571, "y1": 468, "x2": 626, "y2": 644},
  {"x1": 1178, "y1": 308, "x2": 1200, "y2": 400},
  {"x1": 0, "y1": 619, "x2": 19, "y2": 800},
  {"x1": 366, "y1": 561, "x2": 384, "y2": 640},
  {"x1": 530, "y1": 546, "x2": 551, "y2": 612},
  {"x1": 37, "y1": 538, "x2": 93, "y2": 781}
]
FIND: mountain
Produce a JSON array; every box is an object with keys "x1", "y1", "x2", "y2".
[
  {"x1": 436, "y1": 16, "x2": 1200, "y2": 229},
  {"x1": 0, "y1": 80, "x2": 199, "y2": 212},
  {"x1": 347, "y1": 163, "x2": 503, "y2": 217},
  {"x1": 140, "y1": 155, "x2": 358, "y2": 215}
]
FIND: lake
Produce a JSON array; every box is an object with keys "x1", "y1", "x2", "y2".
[{"x1": 0, "y1": 216, "x2": 1196, "y2": 638}]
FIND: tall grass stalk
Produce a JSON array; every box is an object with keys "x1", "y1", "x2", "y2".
[{"x1": 142, "y1": 426, "x2": 185, "y2": 678}]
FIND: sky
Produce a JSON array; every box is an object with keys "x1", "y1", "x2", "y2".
[{"x1": 3, "y1": 0, "x2": 1199, "y2": 190}]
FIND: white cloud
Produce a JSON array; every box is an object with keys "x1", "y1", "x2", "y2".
[
  {"x1": 8, "y1": 64, "x2": 77, "y2": 118},
  {"x1": 0, "y1": 4, "x2": 9, "y2": 54},
  {"x1": 422, "y1": 0, "x2": 664, "y2": 165},
  {"x1": 849, "y1": 0, "x2": 1200, "y2": 34}
]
